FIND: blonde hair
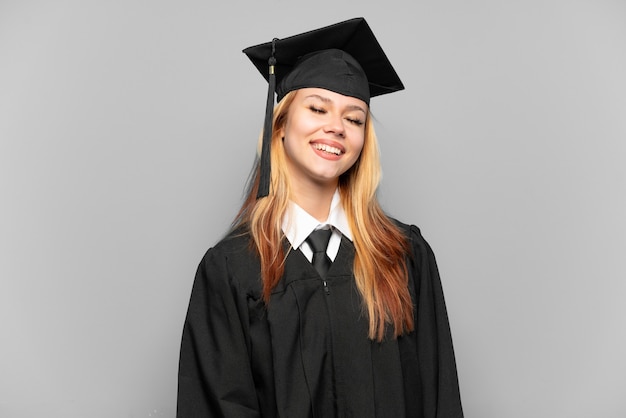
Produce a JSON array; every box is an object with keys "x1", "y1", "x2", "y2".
[{"x1": 233, "y1": 91, "x2": 413, "y2": 341}]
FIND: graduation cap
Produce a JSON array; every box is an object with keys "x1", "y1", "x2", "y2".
[{"x1": 243, "y1": 17, "x2": 404, "y2": 198}]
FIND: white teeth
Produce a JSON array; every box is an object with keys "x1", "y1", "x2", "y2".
[{"x1": 313, "y1": 143, "x2": 342, "y2": 155}]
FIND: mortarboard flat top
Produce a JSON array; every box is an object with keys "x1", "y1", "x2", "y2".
[{"x1": 243, "y1": 17, "x2": 404, "y2": 105}]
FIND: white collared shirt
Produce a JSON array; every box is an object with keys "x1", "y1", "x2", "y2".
[{"x1": 281, "y1": 189, "x2": 353, "y2": 262}]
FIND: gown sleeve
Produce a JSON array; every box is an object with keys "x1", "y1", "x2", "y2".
[
  {"x1": 177, "y1": 246, "x2": 260, "y2": 417},
  {"x1": 409, "y1": 225, "x2": 464, "y2": 418}
]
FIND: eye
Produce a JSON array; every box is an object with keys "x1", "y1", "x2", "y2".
[
  {"x1": 308, "y1": 105, "x2": 326, "y2": 114},
  {"x1": 345, "y1": 117, "x2": 364, "y2": 126}
]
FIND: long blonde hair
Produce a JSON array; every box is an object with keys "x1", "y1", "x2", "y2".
[{"x1": 233, "y1": 91, "x2": 413, "y2": 341}]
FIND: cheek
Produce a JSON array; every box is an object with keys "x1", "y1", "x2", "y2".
[
  {"x1": 280, "y1": 131, "x2": 303, "y2": 164},
  {"x1": 288, "y1": 110, "x2": 323, "y2": 138},
  {"x1": 357, "y1": 136, "x2": 365, "y2": 153},
  {"x1": 281, "y1": 135, "x2": 294, "y2": 159},
  {"x1": 347, "y1": 133, "x2": 366, "y2": 167},
  {"x1": 351, "y1": 133, "x2": 366, "y2": 157},
  {"x1": 279, "y1": 122, "x2": 297, "y2": 154}
]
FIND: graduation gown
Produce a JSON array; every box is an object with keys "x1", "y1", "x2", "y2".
[{"x1": 177, "y1": 221, "x2": 463, "y2": 417}]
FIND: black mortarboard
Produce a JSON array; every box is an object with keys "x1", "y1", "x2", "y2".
[{"x1": 243, "y1": 17, "x2": 404, "y2": 198}]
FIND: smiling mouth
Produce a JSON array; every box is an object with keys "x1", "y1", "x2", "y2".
[{"x1": 313, "y1": 143, "x2": 343, "y2": 156}]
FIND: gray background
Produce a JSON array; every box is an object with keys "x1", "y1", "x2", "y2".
[{"x1": 1, "y1": 0, "x2": 625, "y2": 417}]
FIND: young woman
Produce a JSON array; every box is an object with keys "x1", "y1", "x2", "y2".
[{"x1": 177, "y1": 18, "x2": 464, "y2": 418}]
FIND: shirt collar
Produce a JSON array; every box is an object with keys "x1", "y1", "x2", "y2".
[{"x1": 282, "y1": 189, "x2": 353, "y2": 249}]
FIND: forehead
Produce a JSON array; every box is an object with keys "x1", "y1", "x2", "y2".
[{"x1": 295, "y1": 88, "x2": 368, "y2": 110}]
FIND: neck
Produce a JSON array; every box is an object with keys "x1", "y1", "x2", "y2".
[{"x1": 291, "y1": 181, "x2": 337, "y2": 222}]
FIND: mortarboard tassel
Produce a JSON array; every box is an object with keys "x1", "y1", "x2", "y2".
[{"x1": 256, "y1": 38, "x2": 278, "y2": 198}]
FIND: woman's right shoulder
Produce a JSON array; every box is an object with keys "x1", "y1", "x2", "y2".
[
  {"x1": 194, "y1": 225, "x2": 261, "y2": 294},
  {"x1": 198, "y1": 225, "x2": 256, "y2": 268}
]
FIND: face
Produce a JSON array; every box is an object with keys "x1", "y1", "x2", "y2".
[{"x1": 279, "y1": 88, "x2": 367, "y2": 192}]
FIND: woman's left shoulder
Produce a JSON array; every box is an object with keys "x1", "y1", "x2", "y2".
[
  {"x1": 389, "y1": 217, "x2": 430, "y2": 249},
  {"x1": 388, "y1": 217, "x2": 441, "y2": 269}
]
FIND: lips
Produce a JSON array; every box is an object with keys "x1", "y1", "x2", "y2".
[{"x1": 312, "y1": 142, "x2": 343, "y2": 155}]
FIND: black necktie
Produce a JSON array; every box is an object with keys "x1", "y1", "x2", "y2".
[{"x1": 306, "y1": 229, "x2": 332, "y2": 279}]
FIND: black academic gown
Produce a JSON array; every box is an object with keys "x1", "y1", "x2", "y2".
[{"x1": 177, "y1": 221, "x2": 463, "y2": 418}]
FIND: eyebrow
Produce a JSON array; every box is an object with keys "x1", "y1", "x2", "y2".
[{"x1": 304, "y1": 94, "x2": 367, "y2": 114}]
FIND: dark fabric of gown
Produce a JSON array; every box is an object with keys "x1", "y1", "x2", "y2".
[{"x1": 177, "y1": 220, "x2": 464, "y2": 417}]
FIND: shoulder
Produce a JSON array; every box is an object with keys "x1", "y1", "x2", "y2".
[
  {"x1": 388, "y1": 217, "x2": 439, "y2": 269},
  {"x1": 195, "y1": 226, "x2": 261, "y2": 292},
  {"x1": 389, "y1": 218, "x2": 430, "y2": 250},
  {"x1": 388, "y1": 219, "x2": 445, "y2": 303},
  {"x1": 212, "y1": 225, "x2": 253, "y2": 254},
  {"x1": 199, "y1": 226, "x2": 256, "y2": 266}
]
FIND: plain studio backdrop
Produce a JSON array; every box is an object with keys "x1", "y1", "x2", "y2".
[{"x1": 1, "y1": 0, "x2": 625, "y2": 417}]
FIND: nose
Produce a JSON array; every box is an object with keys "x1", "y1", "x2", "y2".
[{"x1": 323, "y1": 114, "x2": 345, "y2": 138}]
